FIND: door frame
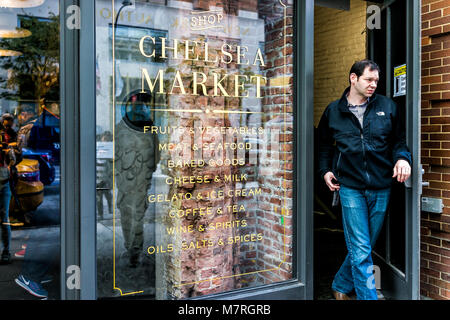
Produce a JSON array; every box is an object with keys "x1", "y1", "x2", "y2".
[
  {"x1": 60, "y1": 0, "x2": 97, "y2": 300},
  {"x1": 309, "y1": 0, "x2": 420, "y2": 300}
]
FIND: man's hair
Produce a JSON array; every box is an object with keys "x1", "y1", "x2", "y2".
[
  {"x1": 1, "y1": 113, "x2": 14, "y2": 122},
  {"x1": 18, "y1": 103, "x2": 36, "y2": 115},
  {"x1": 349, "y1": 59, "x2": 380, "y2": 84}
]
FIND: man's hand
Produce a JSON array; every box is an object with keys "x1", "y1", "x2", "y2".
[
  {"x1": 324, "y1": 171, "x2": 340, "y2": 191},
  {"x1": 393, "y1": 159, "x2": 411, "y2": 183}
]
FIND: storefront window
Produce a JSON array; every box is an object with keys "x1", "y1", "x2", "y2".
[
  {"x1": 96, "y1": 0, "x2": 294, "y2": 299},
  {"x1": 0, "y1": 1, "x2": 60, "y2": 300}
]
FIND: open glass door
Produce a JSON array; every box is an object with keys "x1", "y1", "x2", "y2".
[{"x1": 312, "y1": 0, "x2": 420, "y2": 300}]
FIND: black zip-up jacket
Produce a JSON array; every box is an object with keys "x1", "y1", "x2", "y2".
[{"x1": 318, "y1": 87, "x2": 412, "y2": 190}]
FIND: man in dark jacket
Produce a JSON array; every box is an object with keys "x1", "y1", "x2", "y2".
[{"x1": 318, "y1": 60, "x2": 411, "y2": 300}]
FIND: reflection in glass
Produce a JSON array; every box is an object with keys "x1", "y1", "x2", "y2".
[
  {"x1": 96, "y1": 0, "x2": 294, "y2": 299},
  {"x1": 0, "y1": 0, "x2": 45, "y2": 8},
  {"x1": 0, "y1": 3, "x2": 60, "y2": 300},
  {"x1": 0, "y1": 12, "x2": 32, "y2": 39}
]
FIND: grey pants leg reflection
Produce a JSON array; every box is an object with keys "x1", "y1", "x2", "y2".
[{"x1": 21, "y1": 211, "x2": 60, "y2": 283}]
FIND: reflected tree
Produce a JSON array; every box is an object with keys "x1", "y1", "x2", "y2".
[{"x1": 0, "y1": 14, "x2": 59, "y2": 105}]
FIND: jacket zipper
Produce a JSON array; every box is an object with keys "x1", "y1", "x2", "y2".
[
  {"x1": 351, "y1": 112, "x2": 371, "y2": 185},
  {"x1": 360, "y1": 131, "x2": 370, "y2": 184},
  {"x1": 336, "y1": 151, "x2": 342, "y2": 176}
]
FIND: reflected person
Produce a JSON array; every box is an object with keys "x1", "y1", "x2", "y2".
[
  {"x1": 13, "y1": 103, "x2": 38, "y2": 259},
  {"x1": 0, "y1": 114, "x2": 20, "y2": 264},
  {"x1": 115, "y1": 91, "x2": 159, "y2": 267},
  {"x1": 96, "y1": 131, "x2": 113, "y2": 219},
  {"x1": 16, "y1": 103, "x2": 38, "y2": 149}
]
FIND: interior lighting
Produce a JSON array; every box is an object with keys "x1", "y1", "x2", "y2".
[{"x1": 0, "y1": 12, "x2": 31, "y2": 38}]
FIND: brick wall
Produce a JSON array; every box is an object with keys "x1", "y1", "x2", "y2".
[
  {"x1": 420, "y1": 0, "x2": 450, "y2": 301},
  {"x1": 313, "y1": 0, "x2": 367, "y2": 126}
]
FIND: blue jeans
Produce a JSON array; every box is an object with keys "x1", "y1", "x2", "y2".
[
  {"x1": 0, "y1": 181, "x2": 11, "y2": 253},
  {"x1": 331, "y1": 185, "x2": 390, "y2": 300}
]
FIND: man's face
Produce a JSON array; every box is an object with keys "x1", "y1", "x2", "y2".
[
  {"x1": 350, "y1": 67, "x2": 379, "y2": 98},
  {"x1": 18, "y1": 111, "x2": 34, "y2": 125}
]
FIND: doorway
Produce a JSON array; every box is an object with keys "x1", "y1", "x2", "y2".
[{"x1": 312, "y1": 0, "x2": 421, "y2": 300}]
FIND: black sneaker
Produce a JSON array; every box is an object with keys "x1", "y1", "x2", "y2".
[{"x1": 0, "y1": 250, "x2": 11, "y2": 264}]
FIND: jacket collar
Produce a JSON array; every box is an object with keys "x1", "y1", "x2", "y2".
[{"x1": 338, "y1": 87, "x2": 378, "y2": 113}]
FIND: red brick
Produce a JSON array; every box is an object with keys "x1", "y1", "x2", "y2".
[
  {"x1": 423, "y1": 59, "x2": 442, "y2": 68},
  {"x1": 430, "y1": 133, "x2": 450, "y2": 140},
  {"x1": 425, "y1": 0, "x2": 441, "y2": 4},
  {"x1": 424, "y1": 9, "x2": 443, "y2": 21},
  {"x1": 441, "y1": 288, "x2": 450, "y2": 299},
  {"x1": 445, "y1": 240, "x2": 450, "y2": 248},
  {"x1": 423, "y1": 125, "x2": 442, "y2": 132},
  {"x1": 423, "y1": 0, "x2": 440, "y2": 5},
  {"x1": 423, "y1": 75, "x2": 443, "y2": 84},
  {"x1": 430, "y1": 229, "x2": 450, "y2": 240},
  {"x1": 429, "y1": 261, "x2": 450, "y2": 273},
  {"x1": 429, "y1": 245, "x2": 450, "y2": 258},
  {"x1": 422, "y1": 141, "x2": 441, "y2": 148},
  {"x1": 434, "y1": 33, "x2": 450, "y2": 44},
  {"x1": 421, "y1": 281, "x2": 440, "y2": 295},
  {"x1": 423, "y1": 251, "x2": 441, "y2": 262},
  {"x1": 430, "y1": 115, "x2": 450, "y2": 124},
  {"x1": 429, "y1": 277, "x2": 450, "y2": 290},
  {"x1": 423, "y1": 108, "x2": 441, "y2": 116},
  {"x1": 423, "y1": 92, "x2": 441, "y2": 100},
  {"x1": 433, "y1": 100, "x2": 450, "y2": 108},
  {"x1": 431, "y1": 0, "x2": 450, "y2": 11},
  {"x1": 430, "y1": 84, "x2": 450, "y2": 92},
  {"x1": 422, "y1": 235, "x2": 442, "y2": 246},
  {"x1": 430, "y1": 15, "x2": 450, "y2": 28},
  {"x1": 422, "y1": 267, "x2": 441, "y2": 278},
  {"x1": 431, "y1": 65, "x2": 450, "y2": 74},
  {"x1": 423, "y1": 26, "x2": 443, "y2": 37}
]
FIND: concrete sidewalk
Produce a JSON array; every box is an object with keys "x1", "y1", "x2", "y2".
[{"x1": 0, "y1": 177, "x2": 61, "y2": 300}]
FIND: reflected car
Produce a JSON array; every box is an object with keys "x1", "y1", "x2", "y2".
[
  {"x1": 9, "y1": 158, "x2": 44, "y2": 225},
  {"x1": 21, "y1": 147, "x2": 56, "y2": 186}
]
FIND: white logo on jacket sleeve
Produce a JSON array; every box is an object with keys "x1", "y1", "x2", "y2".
[{"x1": 376, "y1": 111, "x2": 385, "y2": 116}]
